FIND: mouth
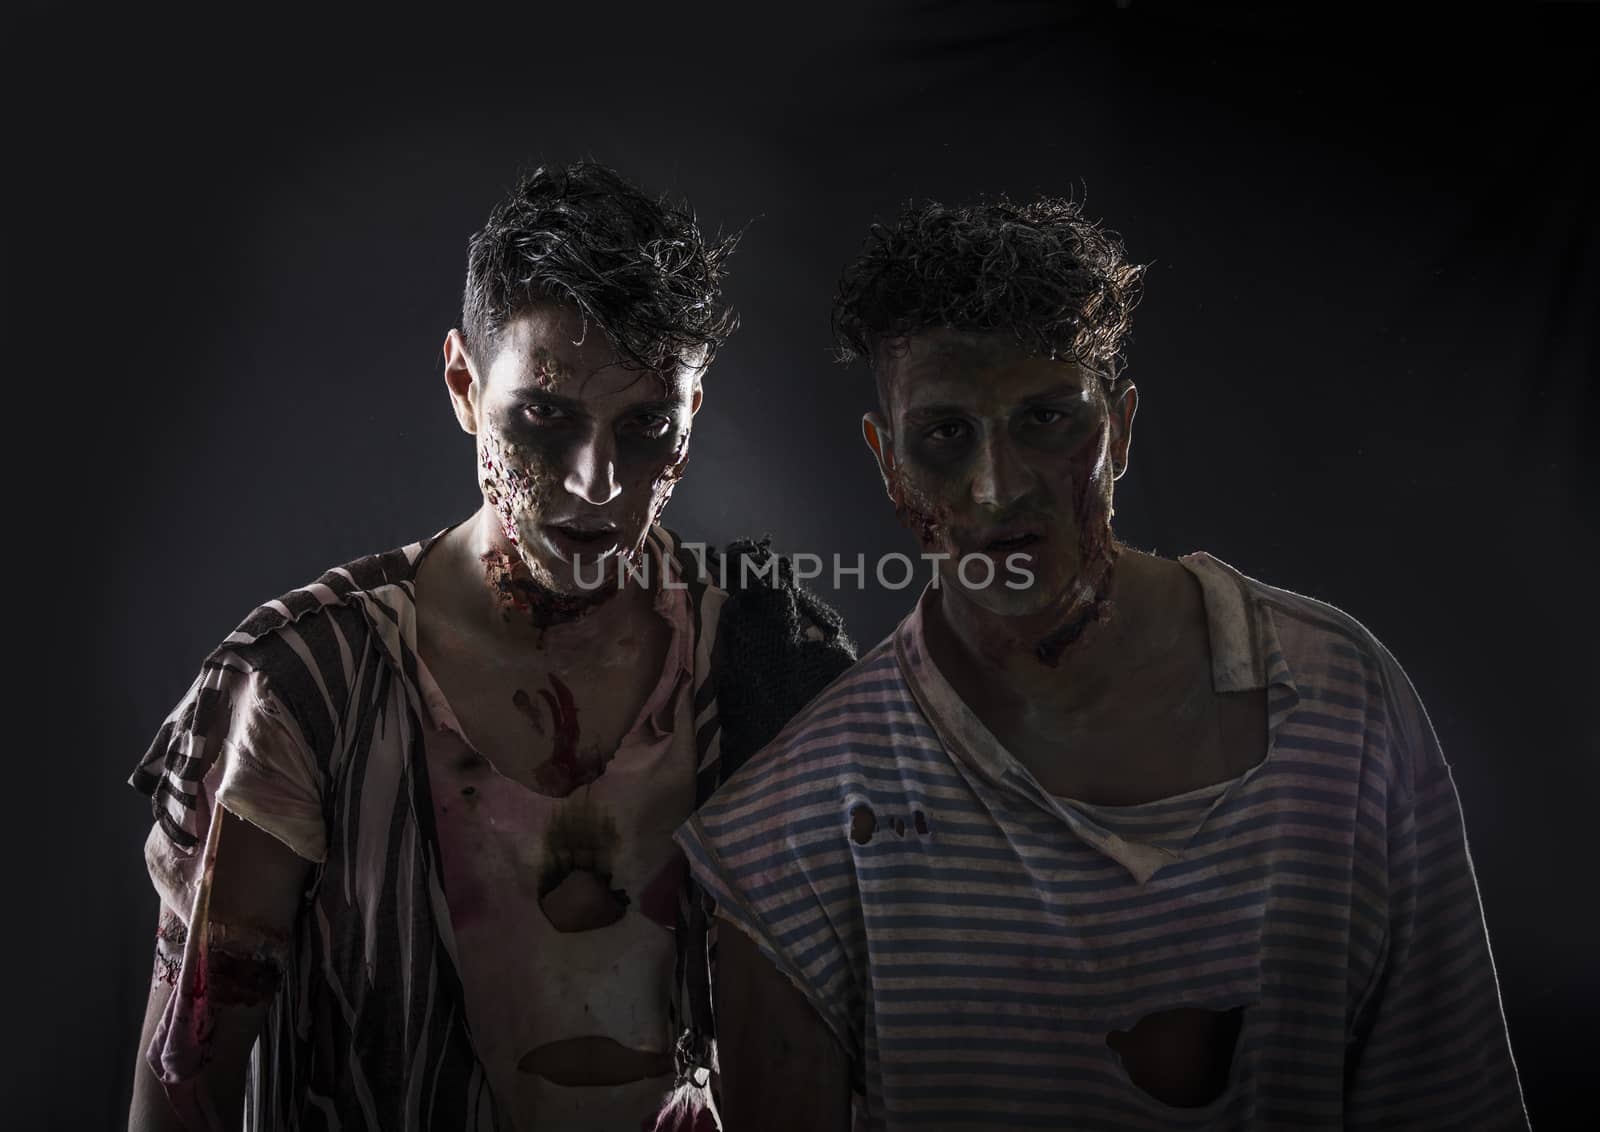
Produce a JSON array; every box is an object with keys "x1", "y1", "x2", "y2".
[
  {"x1": 542, "y1": 520, "x2": 622, "y2": 561},
  {"x1": 971, "y1": 524, "x2": 1045, "y2": 554},
  {"x1": 985, "y1": 532, "x2": 1041, "y2": 552}
]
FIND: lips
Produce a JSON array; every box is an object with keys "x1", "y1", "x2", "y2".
[
  {"x1": 542, "y1": 519, "x2": 621, "y2": 561},
  {"x1": 969, "y1": 522, "x2": 1046, "y2": 553},
  {"x1": 551, "y1": 523, "x2": 614, "y2": 542}
]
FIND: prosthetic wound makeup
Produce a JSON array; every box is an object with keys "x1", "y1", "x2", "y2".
[
  {"x1": 153, "y1": 907, "x2": 187, "y2": 988},
  {"x1": 1033, "y1": 416, "x2": 1121, "y2": 667},
  {"x1": 892, "y1": 454, "x2": 1120, "y2": 666},
  {"x1": 526, "y1": 346, "x2": 568, "y2": 392},
  {"x1": 153, "y1": 910, "x2": 290, "y2": 1007},
  {"x1": 472, "y1": 327, "x2": 696, "y2": 631},
  {"x1": 477, "y1": 425, "x2": 688, "y2": 628},
  {"x1": 883, "y1": 347, "x2": 1124, "y2": 668},
  {"x1": 202, "y1": 920, "x2": 291, "y2": 1007},
  {"x1": 481, "y1": 546, "x2": 611, "y2": 628},
  {"x1": 479, "y1": 434, "x2": 613, "y2": 628},
  {"x1": 836, "y1": 195, "x2": 1144, "y2": 667}
]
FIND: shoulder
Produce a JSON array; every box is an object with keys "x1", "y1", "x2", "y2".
[
  {"x1": 199, "y1": 538, "x2": 432, "y2": 747},
  {"x1": 699, "y1": 637, "x2": 921, "y2": 821},
  {"x1": 220, "y1": 540, "x2": 430, "y2": 653},
  {"x1": 1190, "y1": 552, "x2": 1442, "y2": 793}
]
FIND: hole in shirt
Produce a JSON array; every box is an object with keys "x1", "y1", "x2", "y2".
[
  {"x1": 893, "y1": 817, "x2": 906, "y2": 837},
  {"x1": 850, "y1": 805, "x2": 877, "y2": 845},
  {"x1": 913, "y1": 810, "x2": 929, "y2": 835},
  {"x1": 539, "y1": 799, "x2": 629, "y2": 932},
  {"x1": 1106, "y1": 1005, "x2": 1244, "y2": 1108}
]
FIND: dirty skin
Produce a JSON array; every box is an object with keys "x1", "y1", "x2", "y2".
[
  {"x1": 171, "y1": 919, "x2": 290, "y2": 1009},
  {"x1": 887, "y1": 415, "x2": 1120, "y2": 669},
  {"x1": 1033, "y1": 416, "x2": 1120, "y2": 666},
  {"x1": 645, "y1": 427, "x2": 690, "y2": 533},
  {"x1": 481, "y1": 549, "x2": 612, "y2": 629},
  {"x1": 477, "y1": 372, "x2": 690, "y2": 626},
  {"x1": 479, "y1": 431, "x2": 615, "y2": 631}
]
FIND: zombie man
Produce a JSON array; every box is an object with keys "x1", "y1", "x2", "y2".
[
  {"x1": 127, "y1": 162, "x2": 854, "y2": 1132},
  {"x1": 677, "y1": 198, "x2": 1528, "y2": 1129}
]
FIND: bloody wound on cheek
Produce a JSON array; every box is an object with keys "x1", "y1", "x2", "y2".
[
  {"x1": 887, "y1": 466, "x2": 951, "y2": 548},
  {"x1": 644, "y1": 431, "x2": 691, "y2": 528},
  {"x1": 1036, "y1": 417, "x2": 1120, "y2": 666}
]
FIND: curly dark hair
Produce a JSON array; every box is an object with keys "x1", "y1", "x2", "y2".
[
  {"x1": 832, "y1": 196, "x2": 1145, "y2": 386},
  {"x1": 463, "y1": 161, "x2": 739, "y2": 375}
]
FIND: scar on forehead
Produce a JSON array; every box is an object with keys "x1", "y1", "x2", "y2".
[{"x1": 528, "y1": 347, "x2": 574, "y2": 391}]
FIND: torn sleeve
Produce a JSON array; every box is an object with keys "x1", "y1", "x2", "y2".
[{"x1": 130, "y1": 655, "x2": 326, "y2": 1112}]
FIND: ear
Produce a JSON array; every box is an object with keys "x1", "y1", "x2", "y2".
[
  {"x1": 1107, "y1": 380, "x2": 1139, "y2": 480},
  {"x1": 861, "y1": 412, "x2": 898, "y2": 498},
  {"x1": 690, "y1": 378, "x2": 704, "y2": 417},
  {"x1": 443, "y1": 330, "x2": 480, "y2": 435}
]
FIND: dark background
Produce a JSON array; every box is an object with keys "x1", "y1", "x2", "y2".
[{"x1": 7, "y1": 2, "x2": 1594, "y2": 1127}]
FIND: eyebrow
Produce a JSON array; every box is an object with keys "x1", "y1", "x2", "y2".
[
  {"x1": 510, "y1": 387, "x2": 585, "y2": 410},
  {"x1": 903, "y1": 384, "x2": 1091, "y2": 419},
  {"x1": 902, "y1": 401, "x2": 973, "y2": 422},
  {"x1": 624, "y1": 398, "x2": 679, "y2": 415},
  {"x1": 512, "y1": 388, "x2": 679, "y2": 415},
  {"x1": 1019, "y1": 383, "x2": 1094, "y2": 403}
]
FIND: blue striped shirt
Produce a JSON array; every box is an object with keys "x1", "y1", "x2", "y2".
[{"x1": 676, "y1": 553, "x2": 1526, "y2": 1130}]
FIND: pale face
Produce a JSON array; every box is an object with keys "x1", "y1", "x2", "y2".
[
  {"x1": 864, "y1": 330, "x2": 1136, "y2": 619},
  {"x1": 450, "y1": 305, "x2": 703, "y2": 596}
]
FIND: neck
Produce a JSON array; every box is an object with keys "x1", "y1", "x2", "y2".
[
  {"x1": 458, "y1": 506, "x2": 652, "y2": 656},
  {"x1": 926, "y1": 548, "x2": 1170, "y2": 714}
]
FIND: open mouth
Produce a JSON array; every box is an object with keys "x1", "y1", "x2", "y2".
[
  {"x1": 543, "y1": 521, "x2": 621, "y2": 559},
  {"x1": 552, "y1": 524, "x2": 614, "y2": 543},
  {"x1": 983, "y1": 531, "x2": 1042, "y2": 552}
]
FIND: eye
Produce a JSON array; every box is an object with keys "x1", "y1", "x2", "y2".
[
  {"x1": 625, "y1": 412, "x2": 674, "y2": 439},
  {"x1": 520, "y1": 401, "x2": 570, "y2": 425},
  {"x1": 1026, "y1": 407, "x2": 1069, "y2": 426},
  {"x1": 923, "y1": 420, "x2": 970, "y2": 444}
]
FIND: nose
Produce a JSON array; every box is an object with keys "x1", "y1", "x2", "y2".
[
  {"x1": 563, "y1": 430, "x2": 622, "y2": 506},
  {"x1": 971, "y1": 430, "x2": 1032, "y2": 509}
]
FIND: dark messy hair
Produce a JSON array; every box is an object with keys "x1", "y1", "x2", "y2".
[
  {"x1": 832, "y1": 196, "x2": 1145, "y2": 386},
  {"x1": 463, "y1": 161, "x2": 739, "y2": 374}
]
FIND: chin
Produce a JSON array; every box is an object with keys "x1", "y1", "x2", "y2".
[
  {"x1": 951, "y1": 582, "x2": 1056, "y2": 619},
  {"x1": 502, "y1": 538, "x2": 582, "y2": 594},
  {"x1": 549, "y1": 531, "x2": 656, "y2": 592}
]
